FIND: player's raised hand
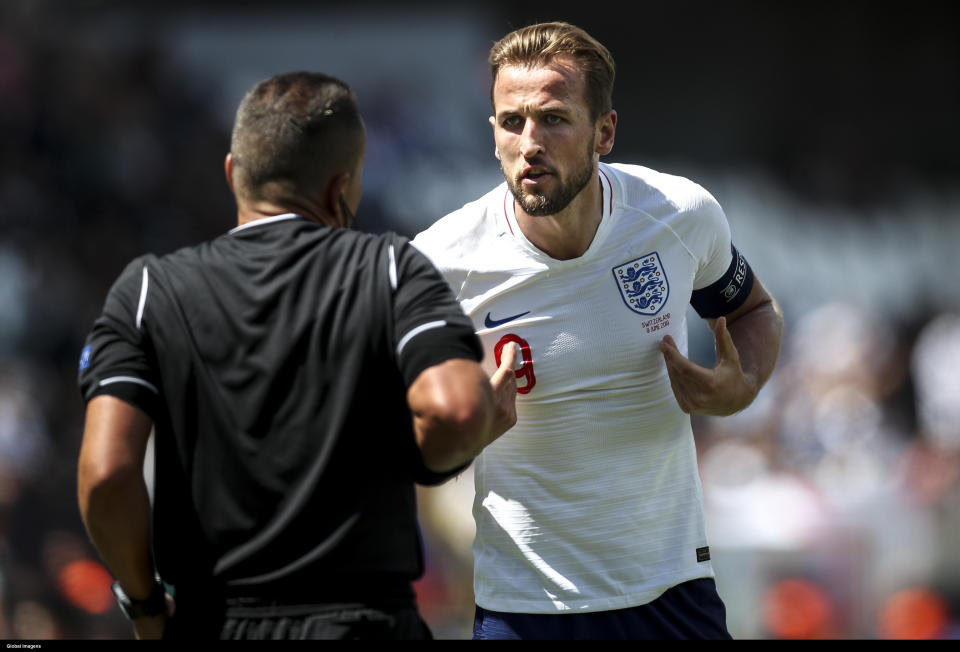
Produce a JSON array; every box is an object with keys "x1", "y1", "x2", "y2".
[
  {"x1": 658, "y1": 317, "x2": 756, "y2": 416},
  {"x1": 489, "y1": 342, "x2": 519, "y2": 438}
]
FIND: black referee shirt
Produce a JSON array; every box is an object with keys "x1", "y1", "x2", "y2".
[{"x1": 78, "y1": 213, "x2": 481, "y2": 605}]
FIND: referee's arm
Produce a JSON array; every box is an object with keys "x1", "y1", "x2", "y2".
[
  {"x1": 408, "y1": 343, "x2": 518, "y2": 475},
  {"x1": 78, "y1": 395, "x2": 167, "y2": 639}
]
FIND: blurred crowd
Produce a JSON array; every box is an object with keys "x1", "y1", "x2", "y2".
[
  {"x1": 697, "y1": 302, "x2": 960, "y2": 638},
  {"x1": 2, "y1": 2, "x2": 959, "y2": 640},
  {"x1": 0, "y1": 4, "x2": 234, "y2": 639}
]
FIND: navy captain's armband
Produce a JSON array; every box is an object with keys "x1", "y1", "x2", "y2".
[{"x1": 690, "y1": 244, "x2": 755, "y2": 318}]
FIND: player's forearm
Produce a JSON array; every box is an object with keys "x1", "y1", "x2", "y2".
[{"x1": 727, "y1": 295, "x2": 783, "y2": 400}]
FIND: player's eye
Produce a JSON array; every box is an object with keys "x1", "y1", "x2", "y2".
[
  {"x1": 544, "y1": 114, "x2": 562, "y2": 125},
  {"x1": 502, "y1": 115, "x2": 522, "y2": 129}
]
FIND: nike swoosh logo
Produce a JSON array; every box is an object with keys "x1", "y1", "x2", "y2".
[{"x1": 484, "y1": 311, "x2": 530, "y2": 328}]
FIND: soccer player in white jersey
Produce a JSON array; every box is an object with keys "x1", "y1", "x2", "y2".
[{"x1": 412, "y1": 22, "x2": 783, "y2": 639}]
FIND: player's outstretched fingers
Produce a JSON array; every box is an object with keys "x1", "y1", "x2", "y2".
[
  {"x1": 658, "y1": 334, "x2": 680, "y2": 363},
  {"x1": 659, "y1": 334, "x2": 702, "y2": 378},
  {"x1": 660, "y1": 334, "x2": 719, "y2": 413},
  {"x1": 659, "y1": 335, "x2": 690, "y2": 412},
  {"x1": 492, "y1": 341, "x2": 518, "y2": 387},
  {"x1": 712, "y1": 317, "x2": 740, "y2": 367},
  {"x1": 490, "y1": 342, "x2": 518, "y2": 436}
]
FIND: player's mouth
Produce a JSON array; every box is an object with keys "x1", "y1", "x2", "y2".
[{"x1": 520, "y1": 166, "x2": 553, "y2": 185}]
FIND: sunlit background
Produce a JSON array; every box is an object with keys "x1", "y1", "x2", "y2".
[{"x1": 1, "y1": 0, "x2": 958, "y2": 640}]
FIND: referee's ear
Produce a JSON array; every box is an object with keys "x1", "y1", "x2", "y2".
[
  {"x1": 326, "y1": 171, "x2": 351, "y2": 227},
  {"x1": 224, "y1": 154, "x2": 236, "y2": 194}
]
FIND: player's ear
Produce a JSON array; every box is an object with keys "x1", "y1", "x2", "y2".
[
  {"x1": 224, "y1": 153, "x2": 235, "y2": 193},
  {"x1": 490, "y1": 118, "x2": 501, "y2": 160},
  {"x1": 595, "y1": 110, "x2": 617, "y2": 156}
]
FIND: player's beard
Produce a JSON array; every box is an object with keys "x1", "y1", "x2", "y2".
[{"x1": 504, "y1": 140, "x2": 596, "y2": 217}]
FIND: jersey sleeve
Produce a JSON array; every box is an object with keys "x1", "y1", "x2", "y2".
[
  {"x1": 409, "y1": 208, "x2": 481, "y2": 297},
  {"x1": 389, "y1": 237, "x2": 483, "y2": 387},
  {"x1": 77, "y1": 257, "x2": 161, "y2": 418},
  {"x1": 683, "y1": 186, "x2": 756, "y2": 318},
  {"x1": 688, "y1": 189, "x2": 734, "y2": 291}
]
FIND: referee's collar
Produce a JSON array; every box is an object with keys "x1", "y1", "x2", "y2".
[{"x1": 229, "y1": 213, "x2": 303, "y2": 234}]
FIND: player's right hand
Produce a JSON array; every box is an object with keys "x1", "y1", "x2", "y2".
[{"x1": 489, "y1": 342, "x2": 518, "y2": 438}]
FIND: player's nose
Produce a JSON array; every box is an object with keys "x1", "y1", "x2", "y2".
[{"x1": 519, "y1": 119, "x2": 545, "y2": 158}]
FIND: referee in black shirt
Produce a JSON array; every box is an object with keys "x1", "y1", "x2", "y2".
[{"x1": 77, "y1": 71, "x2": 517, "y2": 640}]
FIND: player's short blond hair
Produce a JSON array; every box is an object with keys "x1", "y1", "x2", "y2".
[{"x1": 489, "y1": 22, "x2": 615, "y2": 121}]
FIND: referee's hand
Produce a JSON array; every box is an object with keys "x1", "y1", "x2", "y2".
[
  {"x1": 489, "y1": 342, "x2": 519, "y2": 438},
  {"x1": 132, "y1": 593, "x2": 175, "y2": 640}
]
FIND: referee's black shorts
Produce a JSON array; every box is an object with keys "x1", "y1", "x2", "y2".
[
  {"x1": 164, "y1": 582, "x2": 433, "y2": 640},
  {"x1": 218, "y1": 599, "x2": 433, "y2": 640}
]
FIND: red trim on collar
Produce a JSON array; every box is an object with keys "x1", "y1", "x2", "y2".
[
  {"x1": 599, "y1": 167, "x2": 613, "y2": 214},
  {"x1": 503, "y1": 189, "x2": 515, "y2": 235}
]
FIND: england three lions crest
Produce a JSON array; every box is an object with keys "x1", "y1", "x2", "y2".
[{"x1": 612, "y1": 253, "x2": 669, "y2": 316}]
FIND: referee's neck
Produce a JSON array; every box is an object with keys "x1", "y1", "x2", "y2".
[{"x1": 236, "y1": 201, "x2": 335, "y2": 230}]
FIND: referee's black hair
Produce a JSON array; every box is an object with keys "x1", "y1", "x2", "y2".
[{"x1": 230, "y1": 71, "x2": 364, "y2": 203}]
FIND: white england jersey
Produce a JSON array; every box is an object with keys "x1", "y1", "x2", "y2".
[{"x1": 412, "y1": 162, "x2": 734, "y2": 613}]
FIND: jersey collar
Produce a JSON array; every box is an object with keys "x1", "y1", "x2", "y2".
[
  {"x1": 229, "y1": 213, "x2": 303, "y2": 234},
  {"x1": 502, "y1": 168, "x2": 614, "y2": 236},
  {"x1": 501, "y1": 166, "x2": 616, "y2": 258}
]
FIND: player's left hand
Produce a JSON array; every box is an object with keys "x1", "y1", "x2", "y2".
[{"x1": 658, "y1": 317, "x2": 757, "y2": 416}]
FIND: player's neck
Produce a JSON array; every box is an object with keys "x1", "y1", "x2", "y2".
[{"x1": 515, "y1": 175, "x2": 603, "y2": 261}]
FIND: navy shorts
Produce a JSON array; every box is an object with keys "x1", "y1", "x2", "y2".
[{"x1": 473, "y1": 578, "x2": 732, "y2": 640}]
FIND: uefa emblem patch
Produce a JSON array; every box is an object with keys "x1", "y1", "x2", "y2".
[
  {"x1": 612, "y1": 252, "x2": 669, "y2": 315},
  {"x1": 79, "y1": 345, "x2": 92, "y2": 371}
]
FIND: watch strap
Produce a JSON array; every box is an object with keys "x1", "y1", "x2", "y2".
[{"x1": 112, "y1": 579, "x2": 167, "y2": 620}]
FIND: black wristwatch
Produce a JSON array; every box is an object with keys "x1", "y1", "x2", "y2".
[{"x1": 111, "y1": 579, "x2": 167, "y2": 620}]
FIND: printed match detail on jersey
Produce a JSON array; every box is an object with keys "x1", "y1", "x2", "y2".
[{"x1": 612, "y1": 252, "x2": 669, "y2": 316}]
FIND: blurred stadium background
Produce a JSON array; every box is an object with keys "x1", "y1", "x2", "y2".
[{"x1": 1, "y1": 0, "x2": 958, "y2": 640}]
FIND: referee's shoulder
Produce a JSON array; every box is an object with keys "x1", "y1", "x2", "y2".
[
  {"x1": 134, "y1": 227, "x2": 414, "y2": 271},
  {"x1": 346, "y1": 228, "x2": 413, "y2": 254},
  {"x1": 319, "y1": 228, "x2": 420, "y2": 272},
  {"x1": 107, "y1": 238, "x2": 220, "y2": 289}
]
